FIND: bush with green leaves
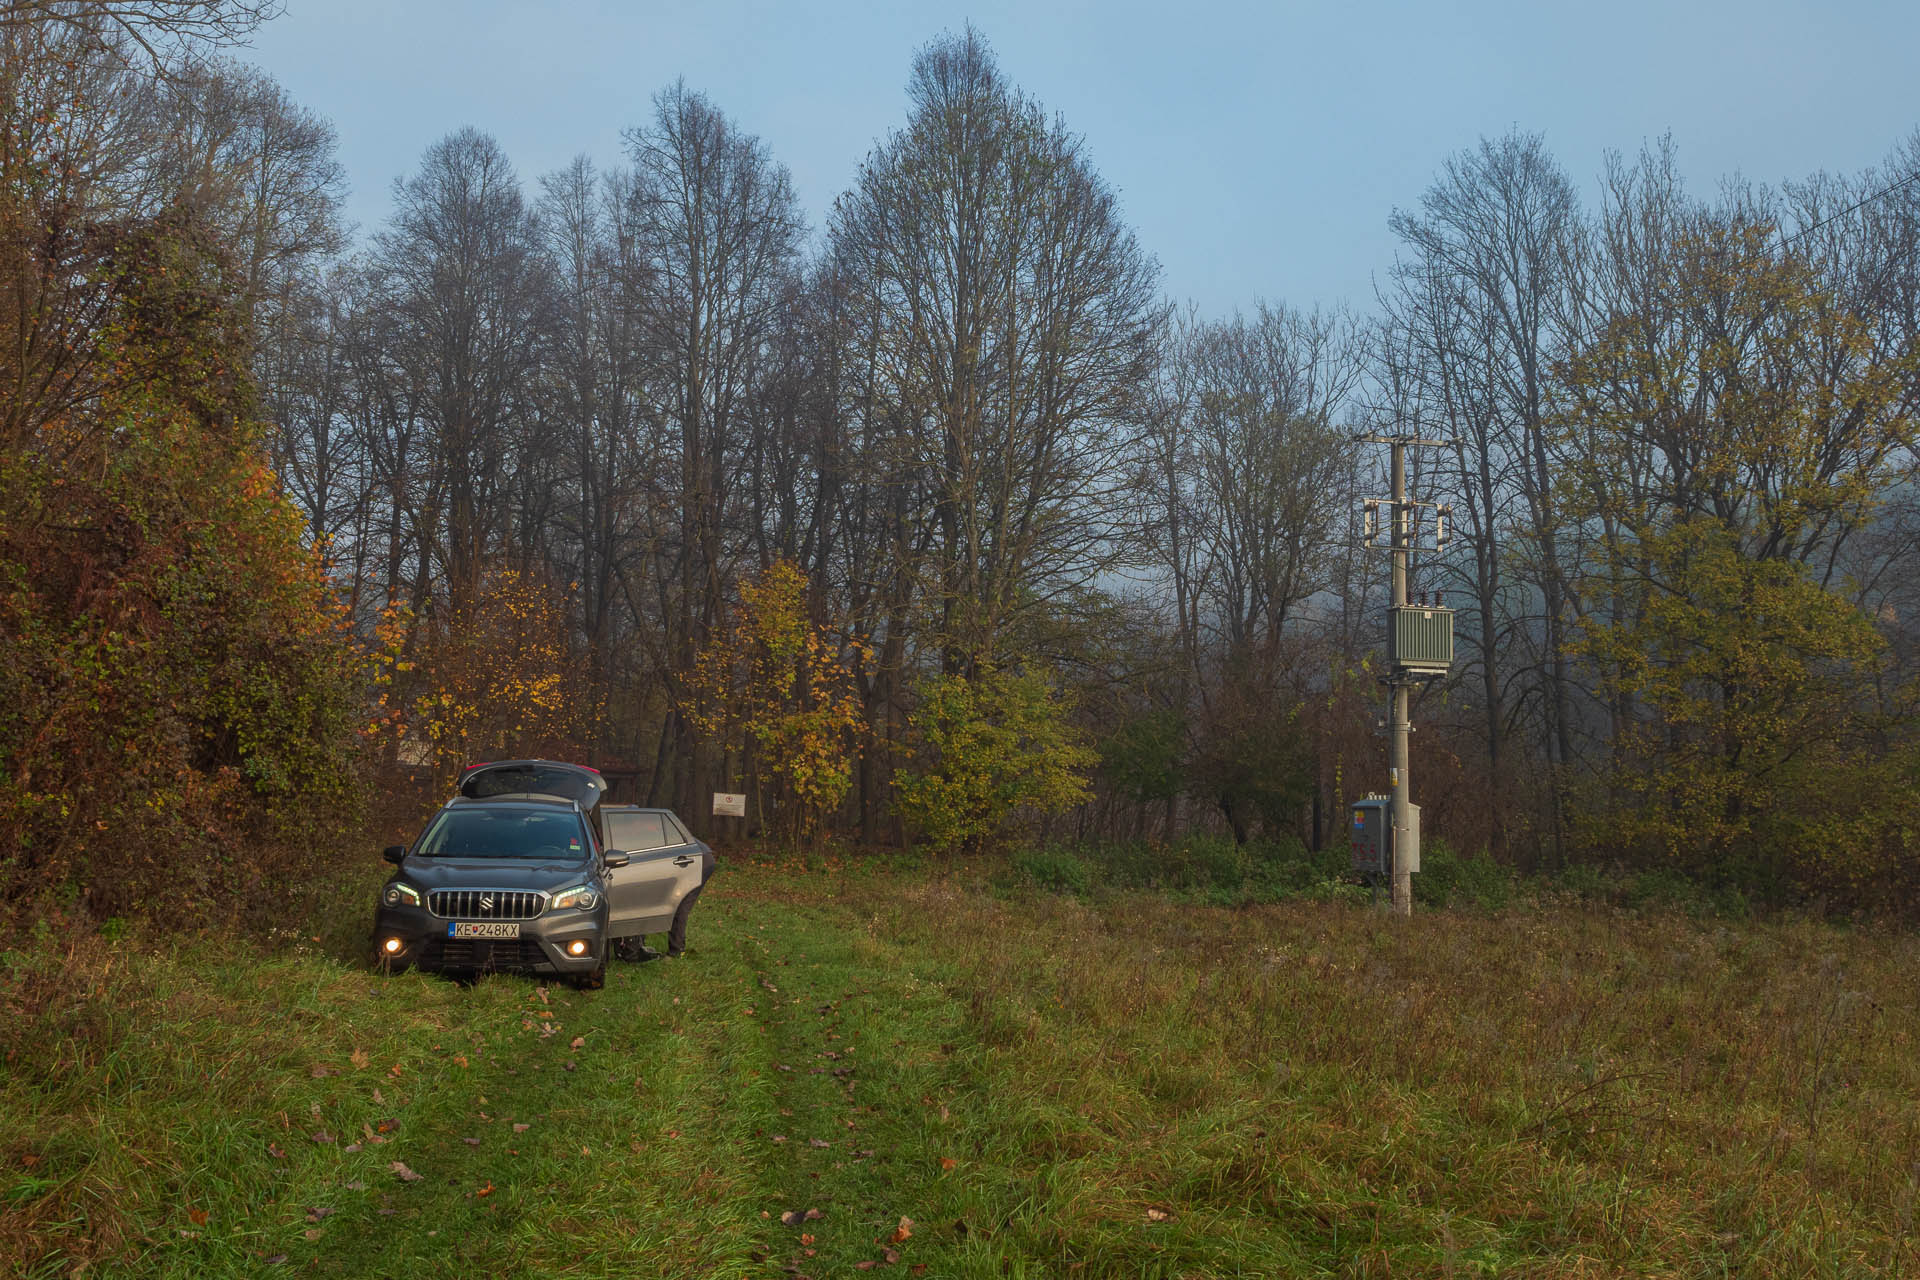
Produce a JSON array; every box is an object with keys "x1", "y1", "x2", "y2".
[{"x1": 894, "y1": 667, "x2": 1097, "y2": 854}]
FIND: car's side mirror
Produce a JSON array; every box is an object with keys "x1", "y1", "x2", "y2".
[
  {"x1": 382, "y1": 845, "x2": 407, "y2": 865},
  {"x1": 603, "y1": 849, "x2": 630, "y2": 868}
]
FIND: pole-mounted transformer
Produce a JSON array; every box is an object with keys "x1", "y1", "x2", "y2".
[{"x1": 1356, "y1": 436, "x2": 1454, "y2": 916}]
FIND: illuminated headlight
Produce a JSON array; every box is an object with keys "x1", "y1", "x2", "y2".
[
  {"x1": 382, "y1": 937, "x2": 404, "y2": 954},
  {"x1": 566, "y1": 940, "x2": 589, "y2": 957},
  {"x1": 549, "y1": 884, "x2": 598, "y2": 911},
  {"x1": 382, "y1": 882, "x2": 421, "y2": 908}
]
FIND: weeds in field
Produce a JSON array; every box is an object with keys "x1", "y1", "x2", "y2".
[{"x1": 3, "y1": 855, "x2": 1917, "y2": 1276}]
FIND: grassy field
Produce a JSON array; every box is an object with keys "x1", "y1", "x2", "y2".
[{"x1": 4, "y1": 854, "x2": 1919, "y2": 1278}]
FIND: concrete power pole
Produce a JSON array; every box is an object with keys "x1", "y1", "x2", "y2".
[
  {"x1": 1388, "y1": 439, "x2": 1413, "y2": 916},
  {"x1": 1360, "y1": 431, "x2": 1453, "y2": 918}
]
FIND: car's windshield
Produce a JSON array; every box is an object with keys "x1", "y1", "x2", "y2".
[{"x1": 415, "y1": 806, "x2": 588, "y2": 860}]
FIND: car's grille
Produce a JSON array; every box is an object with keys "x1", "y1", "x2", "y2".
[{"x1": 428, "y1": 889, "x2": 544, "y2": 920}]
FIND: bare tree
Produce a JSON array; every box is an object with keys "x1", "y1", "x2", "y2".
[
  {"x1": 373, "y1": 127, "x2": 556, "y2": 606},
  {"x1": 1384, "y1": 130, "x2": 1582, "y2": 858},
  {"x1": 621, "y1": 81, "x2": 803, "y2": 816},
  {"x1": 830, "y1": 26, "x2": 1160, "y2": 676}
]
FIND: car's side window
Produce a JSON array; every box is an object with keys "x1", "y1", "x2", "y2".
[
  {"x1": 664, "y1": 813, "x2": 692, "y2": 845},
  {"x1": 610, "y1": 812, "x2": 668, "y2": 852}
]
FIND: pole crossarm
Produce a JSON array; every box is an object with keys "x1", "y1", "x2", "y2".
[{"x1": 1355, "y1": 433, "x2": 1456, "y2": 449}]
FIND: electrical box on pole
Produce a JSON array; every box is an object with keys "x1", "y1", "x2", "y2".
[
  {"x1": 1389, "y1": 605, "x2": 1455, "y2": 674},
  {"x1": 1349, "y1": 794, "x2": 1420, "y2": 879}
]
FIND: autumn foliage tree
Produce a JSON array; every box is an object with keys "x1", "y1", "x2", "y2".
[
  {"x1": 682, "y1": 560, "x2": 867, "y2": 847},
  {"x1": 1561, "y1": 223, "x2": 1919, "y2": 894},
  {"x1": 0, "y1": 217, "x2": 364, "y2": 922},
  {"x1": 391, "y1": 565, "x2": 600, "y2": 793},
  {"x1": 894, "y1": 667, "x2": 1096, "y2": 854}
]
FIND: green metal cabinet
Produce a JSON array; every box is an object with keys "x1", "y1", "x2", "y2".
[{"x1": 1390, "y1": 605, "x2": 1454, "y2": 674}]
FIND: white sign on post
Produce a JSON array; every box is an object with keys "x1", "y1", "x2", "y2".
[{"x1": 712, "y1": 792, "x2": 746, "y2": 818}]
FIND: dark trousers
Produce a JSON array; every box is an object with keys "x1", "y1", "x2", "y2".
[{"x1": 666, "y1": 881, "x2": 704, "y2": 955}]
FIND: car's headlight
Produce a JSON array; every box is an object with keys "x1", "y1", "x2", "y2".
[
  {"x1": 549, "y1": 884, "x2": 598, "y2": 911},
  {"x1": 382, "y1": 882, "x2": 422, "y2": 908}
]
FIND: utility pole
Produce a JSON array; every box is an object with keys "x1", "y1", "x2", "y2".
[
  {"x1": 1387, "y1": 438, "x2": 1413, "y2": 916},
  {"x1": 1359, "y1": 432, "x2": 1453, "y2": 917}
]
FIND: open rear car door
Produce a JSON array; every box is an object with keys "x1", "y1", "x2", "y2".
[{"x1": 599, "y1": 808, "x2": 703, "y2": 938}]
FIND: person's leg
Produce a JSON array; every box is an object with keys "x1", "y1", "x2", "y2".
[{"x1": 666, "y1": 883, "x2": 704, "y2": 956}]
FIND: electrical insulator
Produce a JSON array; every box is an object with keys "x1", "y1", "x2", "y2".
[
  {"x1": 1435, "y1": 506, "x2": 1449, "y2": 548},
  {"x1": 1363, "y1": 504, "x2": 1376, "y2": 539}
]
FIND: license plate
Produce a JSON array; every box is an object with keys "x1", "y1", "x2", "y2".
[{"x1": 449, "y1": 921, "x2": 520, "y2": 940}]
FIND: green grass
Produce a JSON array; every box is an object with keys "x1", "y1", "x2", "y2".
[{"x1": 4, "y1": 855, "x2": 1920, "y2": 1277}]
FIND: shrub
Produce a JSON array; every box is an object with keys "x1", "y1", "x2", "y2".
[
  {"x1": 0, "y1": 221, "x2": 365, "y2": 925},
  {"x1": 895, "y1": 667, "x2": 1096, "y2": 854}
]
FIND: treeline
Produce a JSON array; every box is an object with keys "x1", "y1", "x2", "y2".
[{"x1": 4, "y1": 4, "x2": 1919, "y2": 920}]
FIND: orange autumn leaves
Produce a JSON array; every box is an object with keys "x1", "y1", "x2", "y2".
[{"x1": 682, "y1": 559, "x2": 869, "y2": 847}]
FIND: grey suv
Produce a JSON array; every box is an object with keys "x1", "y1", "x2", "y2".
[{"x1": 371, "y1": 761, "x2": 705, "y2": 989}]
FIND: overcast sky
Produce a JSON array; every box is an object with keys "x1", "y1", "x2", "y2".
[{"x1": 243, "y1": 0, "x2": 1918, "y2": 318}]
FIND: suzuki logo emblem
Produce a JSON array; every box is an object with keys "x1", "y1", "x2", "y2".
[{"x1": 480, "y1": 894, "x2": 494, "y2": 913}]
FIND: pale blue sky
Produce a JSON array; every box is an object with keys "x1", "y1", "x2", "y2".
[{"x1": 245, "y1": 0, "x2": 1917, "y2": 316}]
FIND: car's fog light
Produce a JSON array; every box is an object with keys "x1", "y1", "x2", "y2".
[
  {"x1": 382, "y1": 937, "x2": 403, "y2": 954},
  {"x1": 567, "y1": 940, "x2": 588, "y2": 957}
]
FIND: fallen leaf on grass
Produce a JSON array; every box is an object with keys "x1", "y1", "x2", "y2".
[
  {"x1": 343, "y1": 1181, "x2": 366, "y2": 1191},
  {"x1": 388, "y1": 1064, "x2": 404, "y2": 1078},
  {"x1": 476, "y1": 1183, "x2": 494, "y2": 1197},
  {"x1": 311, "y1": 1131, "x2": 334, "y2": 1145},
  {"x1": 462, "y1": 1137, "x2": 481, "y2": 1147},
  {"x1": 305, "y1": 1206, "x2": 335, "y2": 1224},
  {"x1": 1145, "y1": 1206, "x2": 1174, "y2": 1223},
  {"x1": 389, "y1": 1161, "x2": 423, "y2": 1182},
  {"x1": 265, "y1": 1254, "x2": 289, "y2": 1265},
  {"x1": 855, "y1": 1264, "x2": 874, "y2": 1272},
  {"x1": 939, "y1": 1157, "x2": 956, "y2": 1170},
  {"x1": 800, "y1": 1233, "x2": 815, "y2": 1246},
  {"x1": 889, "y1": 1217, "x2": 913, "y2": 1244},
  {"x1": 452, "y1": 1055, "x2": 469, "y2": 1068},
  {"x1": 349, "y1": 1048, "x2": 370, "y2": 1070},
  {"x1": 343, "y1": 1143, "x2": 362, "y2": 1154},
  {"x1": 372, "y1": 1088, "x2": 385, "y2": 1105},
  {"x1": 303, "y1": 1228, "x2": 323, "y2": 1241},
  {"x1": 266, "y1": 1142, "x2": 287, "y2": 1160},
  {"x1": 883, "y1": 1249, "x2": 901, "y2": 1265},
  {"x1": 569, "y1": 1036, "x2": 585, "y2": 1049},
  {"x1": 771, "y1": 1135, "x2": 788, "y2": 1144},
  {"x1": 809, "y1": 1139, "x2": 830, "y2": 1148},
  {"x1": 309, "y1": 1064, "x2": 337, "y2": 1079},
  {"x1": 188, "y1": 1208, "x2": 208, "y2": 1227}
]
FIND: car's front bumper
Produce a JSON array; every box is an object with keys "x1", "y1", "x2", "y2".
[{"x1": 372, "y1": 903, "x2": 604, "y2": 976}]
